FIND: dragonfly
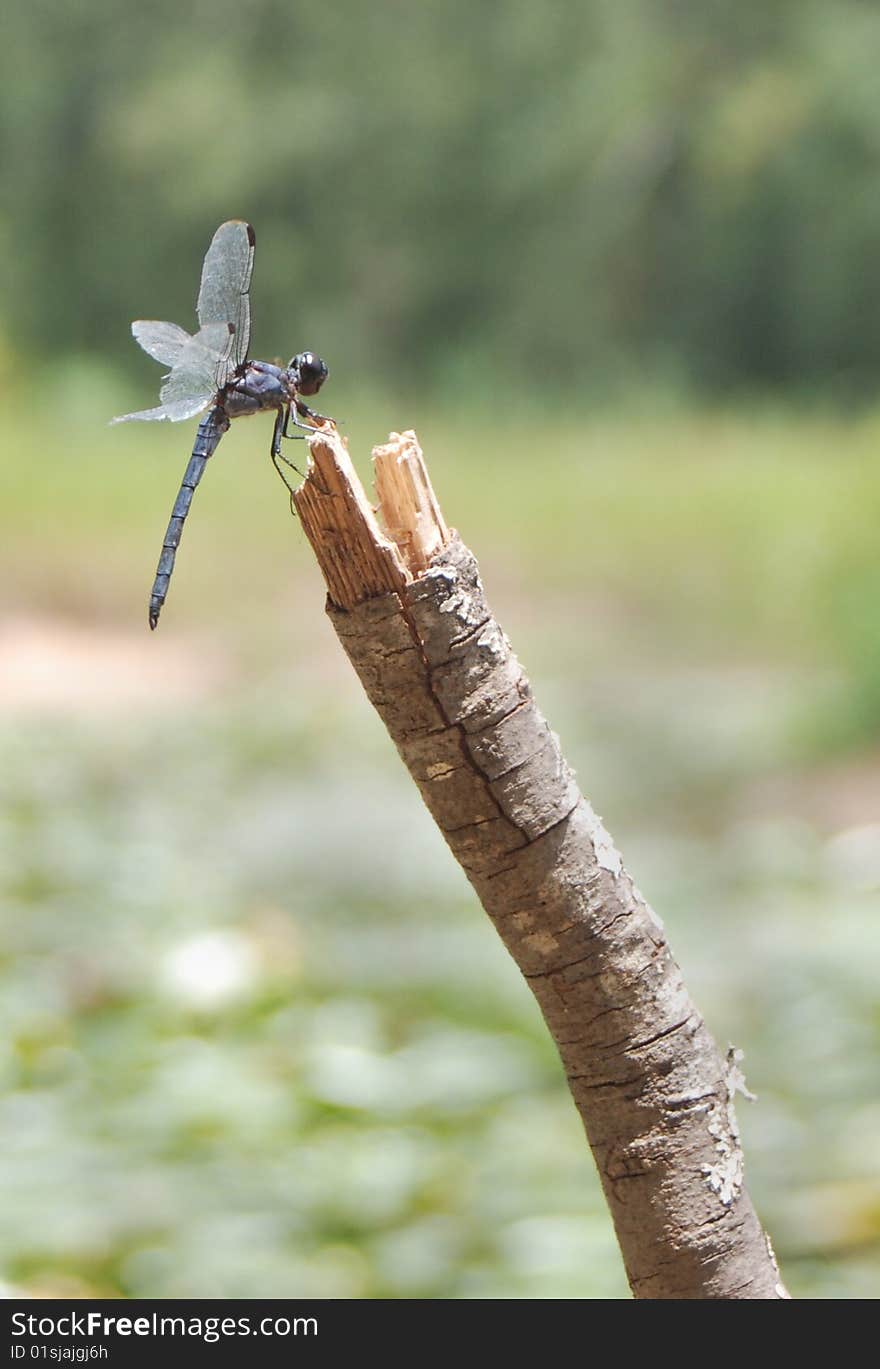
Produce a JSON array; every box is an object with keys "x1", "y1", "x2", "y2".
[{"x1": 112, "y1": 219, "x2": 330, "y2": 629}]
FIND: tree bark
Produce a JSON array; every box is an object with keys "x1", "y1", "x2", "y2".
[{"x1": 293, "y1": 425, "x2": 789, "y2": 1300}]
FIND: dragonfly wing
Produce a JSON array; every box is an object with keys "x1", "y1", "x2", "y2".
[
  {"x1": 131, "y1": 320, "x2": 192, "y2": 367},
  {"x1": 111, "y1": 322, "x2": 193, "y2": 420},
  {"x1": 156, "y1": 391, "x2": 214, "y2": 423},
  {"x1": 157, "y1": 322, "x2": 233, "y2": 421},
  {"x1": 196, "y1": 220, "x2": 254, "y2": 372},
  {"x1": 112, "y1": 323, "x2": 233, "y2": 424},
  {"x1": 110, "y1": 404, "x2": 172, "y2": 424}
]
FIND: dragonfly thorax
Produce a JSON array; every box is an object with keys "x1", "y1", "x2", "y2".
[
  {"x1": 222, "y1": 360, "x2": 292, "y2": 419},
  {"x1": 221, "y1": 353, "x2": 328, "y2": 420}
]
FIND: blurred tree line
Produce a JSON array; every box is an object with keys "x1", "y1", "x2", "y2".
[{"x1": 3, "y1": 0, "x2": 880, "y2": 399}]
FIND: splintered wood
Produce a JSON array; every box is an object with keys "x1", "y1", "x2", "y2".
[
  {"x1": 292, "y1": 425, "x2": 407, "y2": 610},
  {"x1": 373, "y1": 430, "x2": 450, "y2": 575},
  {"x1": 293, "y1": 426, "x2": 450, "y2": 608}
]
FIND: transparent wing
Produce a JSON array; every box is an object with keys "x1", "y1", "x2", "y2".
[
  {"x1": 111, "y1": 321, "x2": 234, "y2": 424},
  {"x1": 110, "y1": 404, "x2": 171, "y2": 425},
  {"x1": 196, "y1": 220, "x2": 254, "y2": 376},
  {"x1": 158, "y1": 322, "x2": 234, "y2": 421},
  {"x1": 131, "y1": 320, "x2": 192, "y2": 367}
]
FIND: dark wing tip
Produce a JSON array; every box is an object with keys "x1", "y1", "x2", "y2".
[{"x1": 246, "y1": 223, "x2": 255, "y2": 246}]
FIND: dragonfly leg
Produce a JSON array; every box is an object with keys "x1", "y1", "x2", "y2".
[
  {"x1": 292, "y1": 399, "x2": 333, "y2": 432},
  {"x1": 272, "y1": 408, "x2": 335, "y2": 502},
  {"x1": 273, "y1": 408, "x2": 308, "y2": 478},
  {"x1": 271, "y1": 451, "x2": 298, "y2": 515},
  {"x1": 296, "y1": 398, "x2": 331, "y2": 423},
  {"x1": 282, "y1": 406, "x2": 334, "y2": 496},
  {"x1": 271, "y1": 407, "x2": 285, "y2": 460},
  {"x1": 270, "y1": 408, "x2": 303, "y2": 514},
  {"x1": 271, "y1": 443, "x2": 335, "y2": 506},
  {"x1": 282, "y1": 408, "x2": 311, "y2": 439}
]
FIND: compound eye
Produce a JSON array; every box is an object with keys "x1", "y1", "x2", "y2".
[{"x1": 294, "y1": 351, "x2": 328, "y2": 394}]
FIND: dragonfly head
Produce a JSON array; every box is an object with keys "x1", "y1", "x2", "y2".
[{"x1": 289, "y1": 351, "x2": 328, "y2": 397}]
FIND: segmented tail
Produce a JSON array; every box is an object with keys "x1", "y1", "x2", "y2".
[{"x1": 149, "y1": 407, "x2": 230, "y2": 629}]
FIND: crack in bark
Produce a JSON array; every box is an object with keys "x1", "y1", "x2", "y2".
[
  {"x1": 462, "y1": 694, "x2": 534, "y2": 737},
  {"x1": 663, "y1": 1091, "x2": 716, "y2": 1113},
  {"x1": 569, "y1": 1071, "x2": 644, "y2": 1090},
  {"x1": 517, "y1": 796, "x2": 582, "y2": 849},
  {"x1": 481, "y1": 736, "x2": 554, "y2": 786},
  {"x1": 431, "y1": 614, "x2": 494, "y2": 659},
  {"x1": 398, "y1": 631, "x2": 539, "y2": 847},
  {"x1": 629, "y1": 1014, "x2": 697, "y2": 1054},
  {"x1": 375, "y1": 641, "x2": 422, "y2": 662},
  {"x1": 695, "y1": 1208, "x2": 743, "y2": 1233},
  {"x1": 577, "y1": 1003, "x2": 628, "y2": 1032},
  {"x1": 483, "y1": 863, "x2": 520, "y2": 881},
  {"x1": 523, "y1": 948, "x2": 603, "y2": 980}
]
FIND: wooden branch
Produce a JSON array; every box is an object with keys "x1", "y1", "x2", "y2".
[{"x1": 293, "y1": 425, "x2": 789, "y2": 1300}]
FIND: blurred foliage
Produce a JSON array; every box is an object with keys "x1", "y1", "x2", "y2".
[{"x1": 5, "y1": 1, "x2": 880, "y2": 396}]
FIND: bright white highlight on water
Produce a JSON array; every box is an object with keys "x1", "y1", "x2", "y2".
[{"x1": 160, "y1": 930, "x2": 258, "y2": 1008}]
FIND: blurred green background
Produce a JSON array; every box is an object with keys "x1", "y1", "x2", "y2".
[{"x1": 1, "y1": 1, "x2": 879, "y2": 1299}]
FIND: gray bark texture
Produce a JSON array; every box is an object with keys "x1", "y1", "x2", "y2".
[{"x1": 293, "y1": 426, "x2": 789, "y2": 1300}]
